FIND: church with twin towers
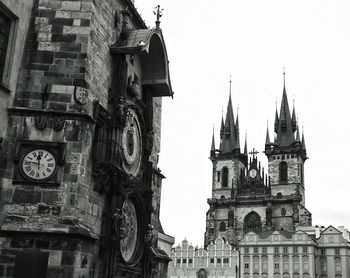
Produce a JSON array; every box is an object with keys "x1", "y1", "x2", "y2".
[{"x1": 205, "y1": 73, "x2": 311, "y2": 247}]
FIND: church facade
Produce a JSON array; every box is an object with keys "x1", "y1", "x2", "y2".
[
  {"x1": 205, "y1": 77, "x2": 311, "y2": 248},
  {"x1": 0, "y1": 1, "x2": 173, "y2": 278},
  {"x1": 168, "y1": 79, "x2": 350, "y2": 278}
]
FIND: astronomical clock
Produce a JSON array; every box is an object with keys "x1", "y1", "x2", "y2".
[{"x1": 91, "y1": 16, "x2": 173, "y2": 277}]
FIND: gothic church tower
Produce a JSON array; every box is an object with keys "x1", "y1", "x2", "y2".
[
  {"x1": 205, "y1": 75, "x2": 312, "y2": 248},
  {"x1": 205, "y1": 85, "x2": 248, "y2": 247},
  {"x1": 265, "y1": 73, "x2": 311, "y2": 228}
]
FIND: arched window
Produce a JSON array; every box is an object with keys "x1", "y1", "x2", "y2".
[
  {"x1": 279, "y1": 161, "x2": 288, "y2": 182},
  {"x1": 243, "y1": 211, "x2": 262, "y2": 234},
  {"x1": 219, "y1": 221, "x2": 226, "y2": 231},
  {"x1": 197, "y1": 268, "x2": 208, "y2": 278},
  {"x1": 222, "y1": 167, "x2": 229, "y2": 187}
]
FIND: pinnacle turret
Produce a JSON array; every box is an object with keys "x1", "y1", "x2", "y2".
[
  {"x1": 220, "y1": 116, "x2": 224, "y2": 139},
  {"x1": 292, "y1": 102, "x2": 297, "y2": 132},
  {"x1": 211, "y1": 129, "x2": 215, "y2": 151},
  {"x1": 274, "y1": 107, "x2": 279, "y2": 132},
  {"x1": 265, "y1": 123, "x2": 271, "y2": 145},
  {"x1": 234, "y1": 111, "x2": 240, "y2": 150},
  {"x1": 295, "y1": 124, "x2": 301, "y2": 142},
  {"x1": 302, "y1": 129, "x2": 306, "y2": 151}
]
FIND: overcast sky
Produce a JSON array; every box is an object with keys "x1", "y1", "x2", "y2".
[{"x1": 136, "y1": 0, "x2": 350, "y2": 247}]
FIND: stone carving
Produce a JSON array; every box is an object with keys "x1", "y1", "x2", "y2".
[
  {"x1": 266, "y1": 207, "x2": 273, "y2": 227},
  {"x1": 34, "y1": 115, "x2": 47, "y2": 130},
  {"x1": 113, "y1": 208, "x2": 127, "y2": 239},
  {"x1": 52, "y1": 117, "x2": 65, "y2": 131},
  {"x1": 145, "y1": 130, "x2": 154, "y2": 153},
  {"x1": 74, "y1": 86, "x2": 89, "y2": 105},
  {"x1": 116, "y1": 96, "x2": 126, "y2": 127},
  {"x1": 145, "y1": 224, "x2": 156, "y2": 248}
]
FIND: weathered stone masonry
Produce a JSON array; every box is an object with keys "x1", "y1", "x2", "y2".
[{"x1": 0, "y1": 0, "x2": 173, "y2": 278}]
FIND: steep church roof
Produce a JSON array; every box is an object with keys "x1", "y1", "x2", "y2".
[
  {"x1": 267, "y1": 72, "x2": 307, "y2": 156},
  {"x1": 275, "y1": 79, "x2": 295, "y2": 147}
]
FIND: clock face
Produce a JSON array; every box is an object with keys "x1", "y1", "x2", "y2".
[
  {"x1": 21, "y1": 149, "x2": 57, "y2": 181},
  {"x1": 249, "y1": 169, "x2": 257, "y2": 178},
  {"x1": 122, "y1": 109, "x2": 142, "y2": 176},
  {"x1": 120, "y1": 200, "x2": 139, "y2": 263}
]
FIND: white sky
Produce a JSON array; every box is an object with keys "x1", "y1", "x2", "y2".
[{"x1": 136, "y1": 0, "x2": 350, "y2": 247}]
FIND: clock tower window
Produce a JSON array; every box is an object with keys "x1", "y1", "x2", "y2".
[
  {"x1": 217, "y1": 171, "x2": 221, "y2": 182},
  {"x1": 222, "y1": 167, "x2": 228, "y2": 187},
  {"x1": 219, "y1": 221, "x2": 226, "y2": 232},
  {"x1": 279, "y1": 161, "x2": 288, "y2": 182}
]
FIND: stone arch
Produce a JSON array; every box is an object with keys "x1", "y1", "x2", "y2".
[{"x1": 243, "y1": 211, "x2": 262, "y2": 234}]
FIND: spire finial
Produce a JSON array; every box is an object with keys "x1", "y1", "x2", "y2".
[
  {"x1": 283, "y1": 66, "x2": 286, "y2": 91},
  {"x1": 265, "y1": 120, "x2": 271, "y2": 145},
  {"x1": 211, "y1": 126, "x2": 215, "y2": 152},
  {"x1": 153, "y1": 5, "x2": 164, "y2": 29},
  {"x1": 229, "y1": 75, "x2": 232, "y2": 95}
]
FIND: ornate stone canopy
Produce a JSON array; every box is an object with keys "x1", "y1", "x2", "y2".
[{"x1": 110, "y1": 28, "x2": 173, "y2": 97}]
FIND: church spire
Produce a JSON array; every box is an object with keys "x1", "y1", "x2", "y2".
[
  {"x1": 244, "y1": 133, "x2": 247, "y2": 155},
  {"x1": 220, "y1": 77, "x2": 237, "y2": 153},
  {"x1": 275, "y1": 70, "x2": 295, "y2": 147}
]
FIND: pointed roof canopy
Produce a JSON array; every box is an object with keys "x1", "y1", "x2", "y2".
[{"x1": 110, "y1": 28, "x2": 173, "y2": 97}]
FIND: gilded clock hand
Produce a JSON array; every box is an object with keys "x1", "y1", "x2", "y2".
[
  {"x1": 25, "y1": 161, "x2": 45, "y2": 166},
  {"x1": 37, "y1": 154, "x2": 42, "y2": 170}
]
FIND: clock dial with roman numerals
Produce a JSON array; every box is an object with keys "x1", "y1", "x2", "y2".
[{"x1": 21, "y1": 149, "x2": 57, "y2": 181}]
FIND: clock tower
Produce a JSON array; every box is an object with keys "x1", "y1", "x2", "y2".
[{"x1": 0, "y1": 2, "x2": 173, "y2": 278}]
